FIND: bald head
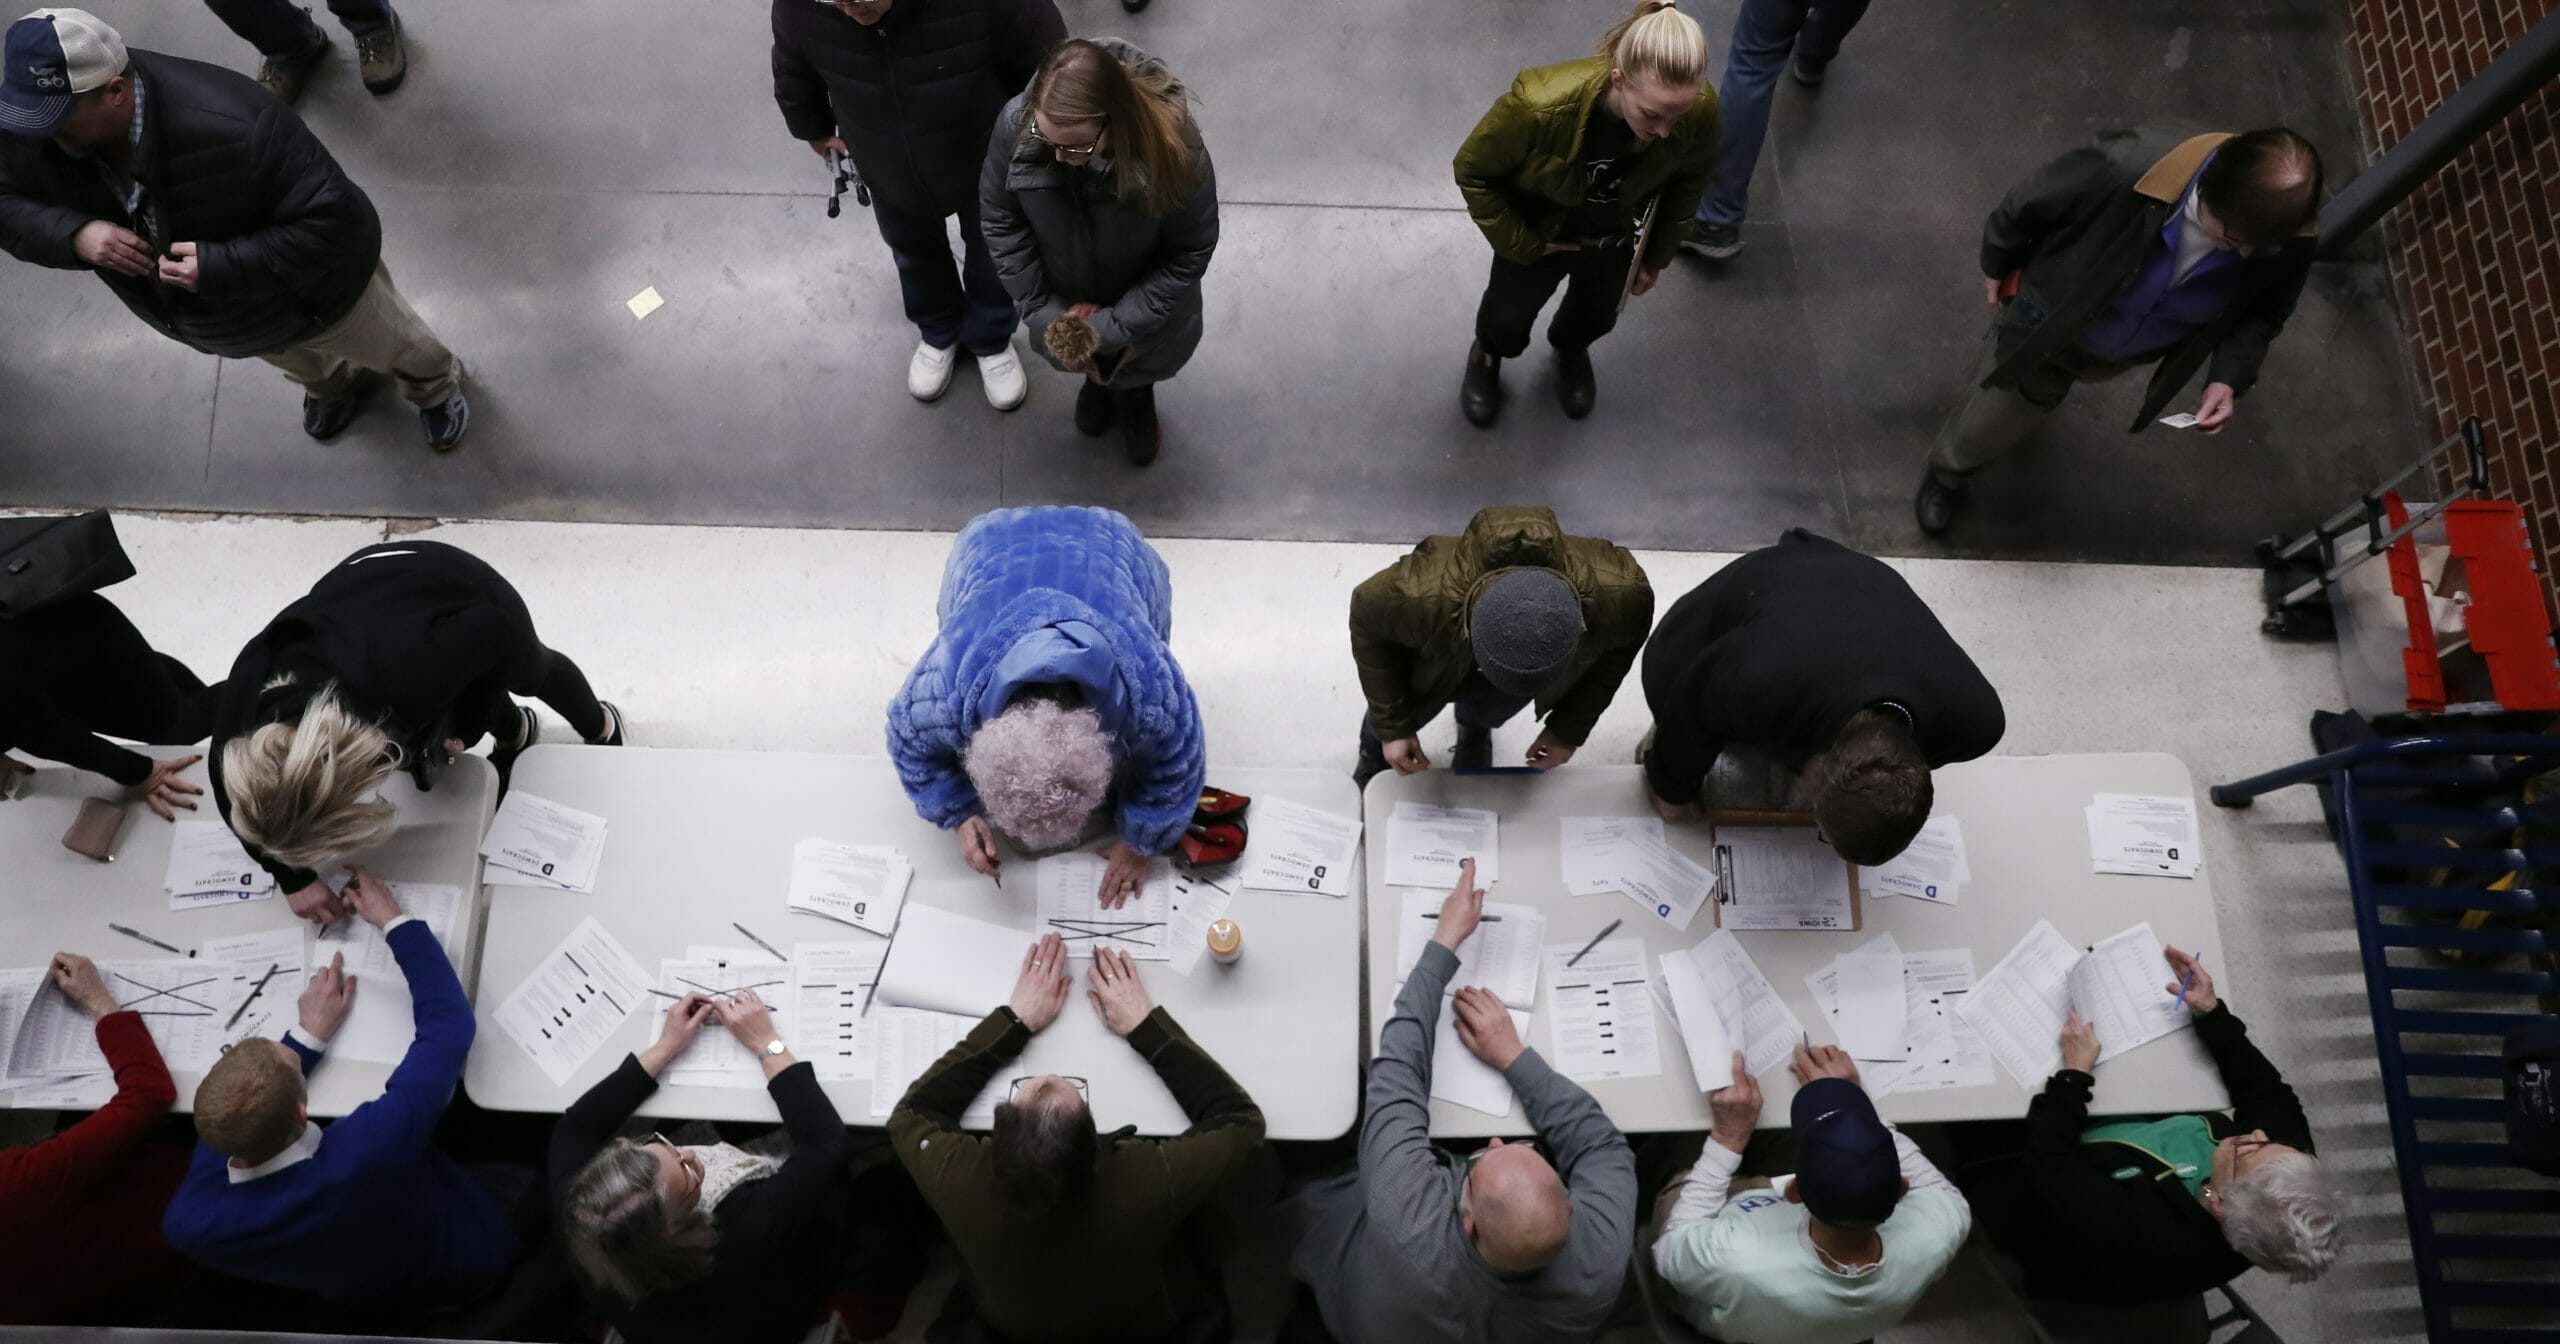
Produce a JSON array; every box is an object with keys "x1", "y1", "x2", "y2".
[
  {"x1": 1462, "y1": 1141, "x2": 1572, "y2": 1274},
  {"x1": 2198, "y1": 127, "x2": 2323, "y2": 247}
]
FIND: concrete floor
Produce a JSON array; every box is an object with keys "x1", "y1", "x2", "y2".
[{"x1": 0, "y1": 0, "x2": 2418, "y2": 564}]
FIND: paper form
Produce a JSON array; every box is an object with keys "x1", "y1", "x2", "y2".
[
  {"x1": 1383, "y1": 803, "x2": 1500, "y2": 889},
  {"x1": 791, "y1": 942, "x2": 887, "y2": 1081},
  {"x1": 657, "y1": 958, "x2": 794, "y2": 1088},
  {"x1": 492, "y1": 918, "x2": 651, "y2": 1087},
  {"x1": 1859, "y1": 816, "x2": 1970, "y2": 904},
  {"x1": 1165, "y1": 864, "x2": 1241, "y2": 975},
  {"x1": 11, "y1": 1074, "x2": 114, "y2": 1108},
  {"x1": 1899, "y1": 950, "x2": 1995, "y2": 1092},
  {"x1": 0, "y1": 968, "x2": 43, "y2": 1084},
  {"x1": 480, "y1": 792, "x2": 610, "y2": 892},
  {"x1": 1714, "y1": 827, "x2": 1853, "y2": 931},
  {"x1": 1832, "y1": 951, "x2": 1909, "y2": 1062},
  {"x1": 1957, "y1": 920, "x2": 2083, "y2": 1087},
  {"x1": 1237, "y1": 797, "x2": 1363, "y2": 897},
  {"x1": 1542, "y1": 939, "x2": 1660, "y2": 1082},
  {"x1": 1036, "y1": 853, "x2": 1173, "y2": 960},
  {"x1": 1558, "y1": 816, "x2": 1663, "y2": 895},
  {"x1": 310, "y1": 883, "x2": 464, "y2": 1065},
  {"x1": 1395, "y1": 889, "x2": 1546, "y2": 1010},
  {"x1": 200, "y1": 927, "x2": 309, "y2": 1052},
  {"x1": 867, "y1": 1007, "x2": 1002, "y2": 1124},
  {"x1": 1386, "y1": 988, "x2": 1525, "y2": 1117},
  {"x1": 2085, "y1": 794, "x2": 2202, "y2": 878},
  {"x1": 163, "y1": 820, "x2": 277, "y2": 907},
  {"x1": 10, "y1": 960, "x2": 249, "y2": 1081},
  {"x1": 2069, "y1": 922, "x2": 2193, "y2": 1062},
  {"x1": 1610, "y1": 832, "x2": 1715, "y2": 931},
  {"x1": 1678, "y1": 930, "x2": 1807, "y2": 1080},
  {"x1": 1657, "y1": 951, "x2": 1735, "y2": 1091},
  {"x1": 1806, "y1": 934, "x2": 1917, "y2": 1095},
  {"x1": 786, "y1": 839, "x2": 911, "y2": 936},
  {"x1": 874, "y1": 904, "x2": 1035, "y2": 1019}
]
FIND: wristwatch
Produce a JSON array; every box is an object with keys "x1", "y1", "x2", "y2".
[{"x1": 763, "y1": 1038, "x2": 788, "y2": 1058}]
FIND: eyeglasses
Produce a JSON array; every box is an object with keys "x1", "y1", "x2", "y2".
[
  {"x1": 1009, "y1": 1075, "x2": 1090, "y2": 1103},
  {"x1": 1029, "y1": 123, "x2": 1105, "y2": 161}
]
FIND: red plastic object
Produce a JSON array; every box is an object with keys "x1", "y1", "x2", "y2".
[
  {"x1": 2383, "y1": 492, "x2": 2447, "y2": 713},
  {"x1": 2444, "y1": 499, "x2": 2560, "y2": 711}
]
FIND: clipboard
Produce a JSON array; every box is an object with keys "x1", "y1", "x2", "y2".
[
  {"x1": 1617, "y1": 193, "x2": 1661, "y2": 313},
  {"x1": 1702, "y1": 809, "x2": 1863, "y2": 932}
]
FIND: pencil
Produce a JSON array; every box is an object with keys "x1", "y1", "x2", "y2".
[
  {"x1": 731, "y1": 923, "x2": 786, "y2": 962},
  {"x1": 108, "y1": 923, "x2": 189, "y2": 957},
  {"x1": 225, "y1": 964, "x2": 282, "y2": 1029},
  {"x1": 1565, "y1": 919, "x2": 1622, "y2": 967},
  {"x1": 1420, "y1": 913, "x2": 1503, "y2": 922}
]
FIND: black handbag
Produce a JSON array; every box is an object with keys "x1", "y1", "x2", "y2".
[{"x1": 0, "y1": 511, "x2": 135, "y2": 618}]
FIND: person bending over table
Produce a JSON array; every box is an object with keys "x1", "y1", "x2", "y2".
[
  {"x1": 161, "y1": 866, "x2": 518, "y2": 1307},
  {"x1": 554, "y1": 987, "x2": 925, "y2": 1343},
  {"x1": 1, "y1": 591, "x2": 218, "y2": 820},
  {"x1": 1350, "y1": 505, "x2": 1653, "y2": 788},
  {"x1": 890, "y1": 934, "x2": 1264, "y2": 1343},
  {"x1": 1639, "y1": 528, "x2": 2004, "y2": 864},
  {"x1": 1959, "y1": 945, "x2": 2342, "y2": 1308},
  {"x1": 208, "y1": 540, "x2": 626, "y2": 924},
  {"x1": 888, "y1": 506, "x2": 1206, "y2": 909},
  {"x1": 1281, "y1": 859, "x2": 1637, "y2": 1343},
  {"x1": 0, "y1": 953, "x2": 197, "y2": 1324}
]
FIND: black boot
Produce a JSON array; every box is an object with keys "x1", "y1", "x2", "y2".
[
  {"x1": 302, "y1": 369, "x2": 383, "y2": 440},
  {"x1": 1914, "y1": 469, "x2": 1966, "y2": 537},
  {"x1": 1118, "y1": 386, "x2": 1160, "y2": 465},
  {"x1": 1555, "y1": 343, "x2": 1597, "y2": 419},
  {"x1": 1460, "y1": 342, "x2": 1503, "y2": 428},
  {"x1": 1452, "y1": 723, "x2": 1493, "y2": 771},
  {"x1": 1074, "y1": 378, "x2": 1116, "y2": 436}
]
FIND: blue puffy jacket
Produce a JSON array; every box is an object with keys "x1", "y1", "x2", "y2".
[{"x1": 887, "y1": 507, "x2": 1206, "y2": 855}]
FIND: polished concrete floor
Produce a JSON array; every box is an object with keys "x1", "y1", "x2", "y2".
[{"x1": 0, "y1": 0, "x2": 2419, "y2": 564}]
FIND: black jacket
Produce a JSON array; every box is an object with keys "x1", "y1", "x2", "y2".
[
  {"x1": 1639, "y1": 529, "x2": 2005, "y2": 807},
  {"x1": 0, "y1": 593, "x2": 215, "y2": 788},
  {"x1": 770, "y1": 0, "x2": 1064, "y2": 219},
  {"x1": 1980, "y1": 126, "x2": 2316, "y2": 432},
  {"x1": 548, "y1": 1055, "x2": 853, "y2": 1344},
  {"x1": 208, "y1": 541, "x2": 544, "y2": 891},
  {"x1": 0, "y1": 50, "x2": 379, "y2": 359},
  {"x1": 1973, "y1": 1003, "x2": 2316, "y2": 1304}
]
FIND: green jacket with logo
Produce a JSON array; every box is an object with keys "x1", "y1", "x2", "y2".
[
  {"x1": 1453, "y1": 56, "x2": 1721, "y2": 271},
  {"x1": 1350, "y1": 506, "x2": 1654, "y2": 747}
]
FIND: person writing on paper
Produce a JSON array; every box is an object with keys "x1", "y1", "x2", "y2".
[
  {"x1": 1650, "y1": 1043, "x2": 1970, "y2": 1344},
  {"x1": 555, "y1": 989, "x2": 925, "y2": 1343},
  {"x1": 0, "y1": 953, "x2": 197, "y2": 1324},
  {"x1": 890, "y1": 935, "x2": 1264, "y2": 1342},
  {"x1": 209, "y1": 540, "x2": 627, "y2": 925},
  {"x1": 162, "y1": 866, "x2": 519, "y2": 1305},
  {"x1": 1282, "y1": 858, "x2": 1637, "y2": 1343},
  {"x1": 1, "y1": 589, "x2": 217, "y2": 821},
  {"x1": 1961, "y1": 945, "x2": 2341, "y2": 1309},
  {"x1": 887, "y1": 506, "x2": 1206, "y2": 910},
  {"x1": 1639, "y1": 529, "x2": 2003, "y2": 864},
  {"x1": 1351, "y1": 505, "x2": 1653, "y2": 788}
]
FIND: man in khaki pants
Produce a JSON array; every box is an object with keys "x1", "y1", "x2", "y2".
[{"x1": 0, "y1": 7, "x2": 469, "y2": 451}]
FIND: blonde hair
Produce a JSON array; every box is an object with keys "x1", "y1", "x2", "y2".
[
  {"x1": 220, "y1": 685, "x2": 400, "y2": 874},
  {"x1": 1597, "y1": 0, "x2": 1708, "y2": 88},
  {"x1": 197, "y1": 1041, "x2": 306, "y2": 1164},
  {"x1": 1024, "y1": 39, "x2": 1199, "y2": 214}
]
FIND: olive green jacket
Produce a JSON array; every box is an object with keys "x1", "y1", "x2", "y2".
[
  {"x1": 1453, "y1": 56, "x2": 1721, "y2": 271},
  {"x1": 1350, "y1": 506, "x2": 1654, "y2": 747}
]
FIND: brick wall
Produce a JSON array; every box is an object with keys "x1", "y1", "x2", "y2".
[{"x1": 2342, "y1": 0, "x2": 2560, "y2": 624}]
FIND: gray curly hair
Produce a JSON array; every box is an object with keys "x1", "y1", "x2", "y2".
[
  {"x1": 966, "y1": 698, "x2": 1114, "y2": 851},
  {"x1": 2220, "y1": 1149, "x2": 2344, "y2": 1283}
]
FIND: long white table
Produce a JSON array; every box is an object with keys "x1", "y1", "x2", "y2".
[
  {"x1": 1366, "y1": 755, "x2": 2234, "y2": 1137},
  {"x1": 0, "y1": 746, "x2": 495, "y2": 1116},
  {"x1": 466, "y1": 747, "x2": 1364, "y2": 1140}
]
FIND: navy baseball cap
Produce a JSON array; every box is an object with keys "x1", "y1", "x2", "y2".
[
  {"x1": 1791, "y1": 1077, "x2": 1902, "y2": 1227},
  {"x1": 0, "y1": 9, "x2": 126, "y2": 137}
]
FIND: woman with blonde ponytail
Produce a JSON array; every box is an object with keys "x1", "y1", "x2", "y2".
[
  {"x1": 210, "y1": 541, "x2": 625, "y2": 922},
  {"x1": 1452, "y1": 0, "x2": 1720, "y2": 427}
]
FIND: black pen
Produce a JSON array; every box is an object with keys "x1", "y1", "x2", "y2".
[
  {"x1": 1420, "y1": 912, "x2": 1502, "y2": 922},
  {"x1": 107, "y1": 923, "x2": 190, "y2": 957},
  {"x1": 1565, "y1": 919, "x2": 1623, "y2": 968},
  {"x1": 732, "y1": 922, "x2": 786, "y2": 962},
  {"x1": 225, "y1": 963, "x2": 282, "y2": 1029}
]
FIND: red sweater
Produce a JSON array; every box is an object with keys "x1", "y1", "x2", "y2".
[{"x1": 0, "y1": 1010, "x2": 197, "y2": 1324}]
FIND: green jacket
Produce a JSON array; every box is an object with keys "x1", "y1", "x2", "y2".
[
  {"x1": 1351, "y1": 505, "x2": 1654, "y2": 747},
  {"x1": 1453, "y1": 56, "x2": 1721, "y2": 271}
]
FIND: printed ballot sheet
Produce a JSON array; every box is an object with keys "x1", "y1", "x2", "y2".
[
  {"x1": 792, "y1": 942, "x2": 887, "y2": 1081},
  {"x1": 1037, "y1": 853, "x2": 1174, "y2": 960},
  {"x1": 493, "y1": 918, "x2": 651, "y2": 1086},
  {"x1": 874, "y1": 904, "x2": 1034, "y2": 1019},
  {"x1": 480, "y1": 792, "x2": 610, "y2": 892},
  {"x1": 0, "y1": 968, "x2": 45, "y2": 1086},
  {"x1": 1237, "y1": 797, "x2": 1363, "y2": 897},
  {"x1": 1830, "y1": 951, "x2": 1909, "y2": 1062},
  {"x1": 1714, "y1": 827, "x2": 1854, "y2": 931},
  {"x1": 1383, "y1": 803, "x2": 1500, "y2": 889},
  {"x1": 1958, "y1": 919, "x2": 2195, "y2": 1087},
  {"x1": 163, "y1": 820, "x2": 277, "y2": 908},
  {"x1": 1559, "y1": 816, "x2": 1662, "y2": 895},
  {"x1": 786, "y1": 839, "x2": 912, "y2": 937},
  {"x1": 868, "y1": 1007, "x2": 1002, "y2": 1125},
  {"x1": 1165, "y1": 864, "x2": 1241, "y2": 975},
  {"x1": 1670, "y1": 930, "x2": 1806, "y2": 1082},
  {"x1": 1896, "y1": 950, "x2": 1996, "y2": 1093},
  {"x1": 1859, "y1": 816, "x2": 1970, "y2": 905},
  {"x1": 2069, "y1": 923, "x2": 2194, "y2": 1062},
  {"x1": 2086, "y1": 794, "x2": 2202, "y2": 878},
  {"x1": 200, "y1": 927, "x2": 308, "y2": 1050},
  {"x1": 9, "y1": 960, "x2": 249, "y2": 1082},
  {"x1": 1543, "y1": 939, "x2": 1661, "y2": 1082},
  {"x1": 1383, "y1": 989, "x2": 1527, "y2": 1117},
  {"x1": 309, "y1": 883, "x2": 464, "y2": 1065},
  {"x1": 1611, "y1": 833, "x2": 1716, "y2": 931},
  {"x1": 1657, "y1": 951, "x2": 1735, "y2": 1091},
  {"x1": 657, "y1": 958, "x2": 795, "y2": 1088},
  {"x1": 1395, "y1": 889, "x2": 1546, "y2": 1010}
]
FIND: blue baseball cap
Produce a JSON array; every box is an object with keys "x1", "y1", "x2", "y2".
[
  {"x1": 1791, "y1": 1077, "x2": 1902, "y2": 1227},
  {"x1": 0, "y1": 9, "x2": 126, "y2": 137}
]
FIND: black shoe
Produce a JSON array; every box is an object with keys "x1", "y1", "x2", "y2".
[
  {"x1": 489, "y1": 706, "x2": 538, "y2": 788},
  {"x1": 588, "y1": 700, "x2": 626, "y2": 746},
  {"x1": 422, "y1": 388, "x2": 470, "y2": 453},
  {"x1": 1791, "y1": 54, "x2": 1829, "y2": 86},
  {"x1": 302, "y1": 369, "x2": 382, "y2": 440},
  {"x1": 1460, "y1": 342, "x2": 1503, "y2": 428},
  {"x1": 1678, "y1": 222, "x2": 1743, "y2": 261},
  {"x1": 1914, "y1": 470, "x2": 1965, "y2": 537},
  {"x1": 1556, "y1": 344, "x2": 1596, "y2": 419},
  {"x1": 1118, "y1": 387, "x2": 1160, "y2": 465},
  {"x1": 254, "y1": 33, "x2": 330, "y2": 105},
  {"x1": 1120, "y1": 0, "x2": 1150, "y2": 9},
  {"x1": 1452, "y1": 723, "x2": 1493, "y2": 772},
  {"x1": 1074, "y1": 379, "x2": 1116, "y2": 436}
]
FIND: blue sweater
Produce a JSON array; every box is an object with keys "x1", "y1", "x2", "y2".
[
  {"x1": 887, "y1": 507, "x2": 1207, "y2": 855},
  {"x1": 161, "y1": 921, "x2": 516, "y2": 1304}
]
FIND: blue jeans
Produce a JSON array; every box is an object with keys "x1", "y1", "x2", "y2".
[
  {"x1": 1694, "y1": 0, "x2": 1872, "y2": 229},
  {"x1": 870, "y1": 195, "x2": 1017, "y2": 357},
  {"x1": 204, "y1": 0, "x2": 393, "y2": 56}
]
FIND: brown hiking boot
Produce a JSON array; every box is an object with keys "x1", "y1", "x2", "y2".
[
  {"x1": 255, "y1": 34, "x2": 329, "y2": 104},
  {"x1": 356, "y1": 10, "x2": 408, "y2": 95}
]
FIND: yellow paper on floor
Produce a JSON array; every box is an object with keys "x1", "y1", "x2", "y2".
[{"x1": 626, "y1": 286, "x2": 665, "y2": 320}]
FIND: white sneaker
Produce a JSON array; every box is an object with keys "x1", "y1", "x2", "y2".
[
  {"x1": 977, "y1": 344, "x2": 1029, "y2": 411},
  {"x1": 908, "y1": 339, "x2": 958, "y2": 402}
]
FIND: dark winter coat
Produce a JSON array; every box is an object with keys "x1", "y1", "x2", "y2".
[{"x1": 0, "y1": 49, "x2": 379, "y2": 359}]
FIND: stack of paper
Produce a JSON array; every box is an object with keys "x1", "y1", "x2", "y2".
[
  {"x1": 791, "y1": 942, "x2": 887, "y2": 1080},
  {"x1": 874, "y1": 904, "x2": 1032, "y2": 1018},
  {"x1": 1037, "y1": 853, "x2": 1173, "y2": 960},
  {"x1": 163, "y1": 821, "x2": 277, "y2": 909},
  {"x1": 1237, "y1": 797, "x2": 1363, "y2": 897},
  {"x1": 491, "y1": 918, "x2": 652, "y2": 1086},
  {"x1": 1542, "y1": 938, "x2": 1662, "y2": 1082},
  {"x1": 5, "y1": 958, "x2": 267, "y2": 1090},
  {"x1": 867, "y1": 1007, "x2": 1004, "y2": 1125},
  {"x1": 1859, "y1": 816, "x2": 1971, "y2": 905},
  {"x1": 1714, "y1": 827, "x2": 1855, "y2": 931},
  {"x1": 1384, "y1": 802, "x2": 1499, "y2": 888},
  {"x1": 2086, "y1": 794, "x2": 2201, "y2": 878},
  {"x1": 309, "y1": 882, "x2": 464, "y2": 1064},
  {"x1": 1957, "y1": 919, "x2": 2195, "y2": 1087},
  {"x1": 480, "y1": 793, "x2": 610, "y2": 891},
  {"x1": 1803, "y1": 934, "x2": 1994, "y2": 1098},
  {"x1": 1655, "y1": 930, "x2": 1806, "y2": 1090},
  {"x1": 1558, "y1": 816, "x2": 1714, "y2": 931},
  {"x1": 1395, "y1": 888, "x2": 1544, "y2": 1009},
  {"x1": 786, "y1": 839, "x2": 912, "y2": 936}
]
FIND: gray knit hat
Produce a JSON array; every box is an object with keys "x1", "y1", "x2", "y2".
[{"x1": 1470, "y1": 569, "x2": 1584, "y2": 697}]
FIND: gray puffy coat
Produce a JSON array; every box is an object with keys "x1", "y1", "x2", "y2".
[{"x1": 977, "y1": 38, "x2": 1218, "y2": 388}]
